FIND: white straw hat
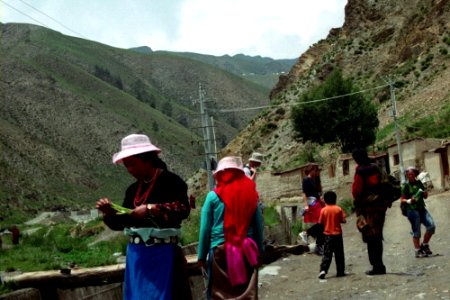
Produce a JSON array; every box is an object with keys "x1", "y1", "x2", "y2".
[
  {"x1": 249, "y1": 152, "x2": 263, "y2": 163},
  {"x1": 112, "y1": 134, "x2": 161, "y2": 164},
  {"x1": 213, "y1": 156, "x2": 244, "y2": 176}
]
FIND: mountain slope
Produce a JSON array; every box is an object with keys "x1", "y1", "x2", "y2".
[
  {"x1": 222, "y1": 0, "x2": 450, "y2": 172},
  {"x1": 0, "y1": 22, "x2": 269, "y2": 222}
]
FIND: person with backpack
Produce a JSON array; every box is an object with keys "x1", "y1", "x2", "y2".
[
  {"x1": 198, "y1": 156, "x2": 264, "y2": 299},
  {"x1": 351, "y1": 148, "x2": 391, "y2": 275},
  {"x1": 400, "y1": 166, "x2": 436, "y2": 258}
]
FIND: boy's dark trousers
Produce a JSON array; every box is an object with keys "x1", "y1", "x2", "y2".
[
  {"x1": 320, "y1": 234, "x2": 345, "y2": 275},
  {"x1": 307, "y1": 223, "x2": 325, "y2": 247}
]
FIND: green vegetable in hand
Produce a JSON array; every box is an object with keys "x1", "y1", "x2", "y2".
[{"x1": 111, "y1": 202, "x2": 133, "y2": 215}]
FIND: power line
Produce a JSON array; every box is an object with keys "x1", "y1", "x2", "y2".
[
  {"x1": 211, "y1": 83, "x2": 390, "y2": 113},
  {"x1": 2, "y1": 0, "x2": 88, "y2": 39},
  {"x1": 18, "y1": 0, "x2": 88, "y2": 39},
  {"x1": 1, "y1": 0, "x2": 48, "y2": 28}
]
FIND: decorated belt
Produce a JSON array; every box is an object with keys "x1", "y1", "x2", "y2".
[{"x1": 129, "y1": 235, "x2": 179, "y2": 246}]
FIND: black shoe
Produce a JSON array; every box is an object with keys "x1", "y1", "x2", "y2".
[
  {"x1": 318, "y1": 271, "x2": 326, "y2": 279},
  {"x1": 336, "y1": 273, "x2": 347, "y2": 277},
  {"x1": 420, "y1": 244, "x2": 432, "y2": 256},
  {"x1": 365, "y1": 268, "x2": 386, "y2": 275}
]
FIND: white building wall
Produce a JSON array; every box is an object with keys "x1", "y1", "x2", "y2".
[{"x1": 424, "y1": 151, "x2": 444, "y2": 191}]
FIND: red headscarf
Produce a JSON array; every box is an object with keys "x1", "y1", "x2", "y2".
[{"x1": 214, "y1": 169, "x2": 259, "y2": 246}]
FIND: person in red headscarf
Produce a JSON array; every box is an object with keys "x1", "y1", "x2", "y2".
[{"x1": 198, "y1": 156, "x2": 264, "y2": 300}]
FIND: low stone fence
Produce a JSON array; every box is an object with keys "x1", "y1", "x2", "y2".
[{"x1": 1, "y1": 206, "x2": 303, "y2": 299}]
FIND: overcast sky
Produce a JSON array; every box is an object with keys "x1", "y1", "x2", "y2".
[{"x1": 1, "y1": 0, "x2": 347, "y2": 59}]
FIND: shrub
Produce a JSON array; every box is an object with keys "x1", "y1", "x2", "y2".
[
  {"x1": 338, "y1": 198, "x2": 355, "y2": 216},
  {"x1": 291, "y1": 220, "x2": 304, "y2": 237},
  {"x1": 263, "y1": 206, "x2": 280, "y2": 228}
]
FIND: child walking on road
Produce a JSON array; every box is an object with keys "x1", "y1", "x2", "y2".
[{"x1": 318, "y1": 191, "x2": 347, "y2": 279}]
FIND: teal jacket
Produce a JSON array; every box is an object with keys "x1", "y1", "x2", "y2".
[{"x1": 197, "y1": 191, "x2": 264, "y2": 261}]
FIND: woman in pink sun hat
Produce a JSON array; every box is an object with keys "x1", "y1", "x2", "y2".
[
  {"x1": 96, "y1": 133, "x2": 192, "y2": 300},
  {"x1": 198, "y1": 156, "x2": 264, "y2": 299}
]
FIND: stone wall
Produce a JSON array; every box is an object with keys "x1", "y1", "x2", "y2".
[{"x1": 256, "y1": 158, "x2": 355, "y2": 206}]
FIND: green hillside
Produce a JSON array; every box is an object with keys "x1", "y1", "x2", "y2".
[{"x1": 0, "y1": 22, "x2": 270, "y2": 224}]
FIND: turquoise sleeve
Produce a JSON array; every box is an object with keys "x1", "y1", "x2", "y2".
[{"x1": 197, "y1": 192, "x2": 215, "y2": 261}]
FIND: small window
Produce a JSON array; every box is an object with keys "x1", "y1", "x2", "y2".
[
  {"x1": 393, "y1": 154, "x2": 399, "y2": 165},
  {"x1": 328, "y1": 164, "x2": 336, "y2": 178},
  {"x1": 343, "y1": 160, "x2": 349, "y2": 176}
]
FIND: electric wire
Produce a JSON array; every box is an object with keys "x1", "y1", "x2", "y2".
[
  {"x1": 17, "y1": 0, "x2": 88, "y2": 39},
  {"x1": 1, "y1": 0, "x2": 48, "y2": 28},
  {"x1": 211, "y1": 83, "x2": 390, "y2": 113},
  {"x1": 1, "y1": 0, "x2": 88, "y2": 39}
]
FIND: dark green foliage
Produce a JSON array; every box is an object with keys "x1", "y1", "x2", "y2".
[
  {"x1": 93, "y1": 65, "x2": 123, "y2": 90},
  {"x1": 161, "y1": 102, "x2": 173, "y2": 117},
  {"x1": 260, "y1": 122, "x2": 278, "y2": 135},
  {"x1": 291, "y1": 69, "x2": 379, "y2": 152},
  {"x1": 338, "y1": 198, "x2": 355, "y2": 216},
  {"x1": 443, "y1": 36, "x2": 450, "y2": 45},
  {"x1": 263, "y1": 206, "x2": 280, "y2": 228},
  {"x1": 131, "y1": 79, "x2": 156, "y2": 106},
  {"x1": 420, "y1": 54, "x2": 434, "y2": 71},
  {"x1": 152, "y1": 121, "x2": 159, "y2": 132}
]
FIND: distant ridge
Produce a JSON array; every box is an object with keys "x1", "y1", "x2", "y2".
[
  {"x1": 129, "y1": 46, "x2": 153, "y2": 54},
  {"x1": 129, "y1": 47, "x2": 297, "y2": 88}
]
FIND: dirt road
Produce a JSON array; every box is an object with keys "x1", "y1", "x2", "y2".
[{"x1": 259, "y1": 190, "x2": 450, "y2": 300}]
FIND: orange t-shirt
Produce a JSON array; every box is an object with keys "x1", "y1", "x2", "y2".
[{"x1": 319, "y1": 204, "x2": 346, "y2": 235}]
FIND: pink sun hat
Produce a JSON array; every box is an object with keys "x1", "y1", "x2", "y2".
[
  {"x1": 112, "y1": 134, "x2": 161, "y2": 164},
  {"x1": 213, "y1": 156, "x2": 244, "y2": 176}
]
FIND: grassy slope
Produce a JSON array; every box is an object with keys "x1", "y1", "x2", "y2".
[{"x1": 0, "y1": 23, "x2": 270, "y2": 224}]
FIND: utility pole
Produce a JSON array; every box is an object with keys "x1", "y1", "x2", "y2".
[
  {"x1": 198, "y1": 83, "x2": 217, "y2": 190},
  {"x1": 389, "y1": 80, "x2": 406, "y2": 183}
]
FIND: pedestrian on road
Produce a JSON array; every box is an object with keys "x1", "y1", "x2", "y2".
[
  {"x1": 352, "y1": 148, "x2": 390, "y2": 275},
  {"x1": 244, "y1": 151, "x2": 266, "y2": 215},
  {"x1": 244, "y1": 152, "x2": 263, "y2": 181},
  {"x1": 299, "y1": 163, "x2": 325, "y2": 255},
  {"x1": 400, "y1": 166, "x2": 436, "y2": 258},
  {"x1": 318, "y1": 191, "x2": 347, "y2": 279},
  {"x1": 96, "y1": 133, "x2": 192, "y2": 300},
  {"x1": 198, "y1": 156, "x2": 264, "y2": 300}
]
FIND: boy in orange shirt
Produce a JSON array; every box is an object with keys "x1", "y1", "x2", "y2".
[{"x1": 318, "y1": 191, "x2": 347, "y2": 279}]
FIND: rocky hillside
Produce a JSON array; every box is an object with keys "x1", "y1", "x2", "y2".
[{"x1": 220, "y1": 0, "x2": 450, "y2": 176}]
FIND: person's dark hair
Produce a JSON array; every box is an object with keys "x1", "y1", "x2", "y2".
[
  {"x1": 352, "y1": 148, "x2": 372, "y2": 166},
  {"x1": 305, "y1": 163, "x2": 319, "y2": 175},
  {"x1": 323, "y1": 191, "x2": 337, "y2": 205},
  {"x1": 135, "y1": 151, "x2": 168, "y2": 170}
]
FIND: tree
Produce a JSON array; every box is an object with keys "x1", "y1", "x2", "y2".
[
  {"x1": 161, "y1": 102, "x2": 173, "y2": 117},
  {"x1": 291, "y1": 69, "x2": 379, "y2": 152}
]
